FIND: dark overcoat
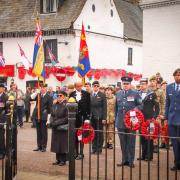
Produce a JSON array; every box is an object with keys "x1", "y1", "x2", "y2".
[{"x1": 50, "y1": 101, "x2": 68, "y2": 154}]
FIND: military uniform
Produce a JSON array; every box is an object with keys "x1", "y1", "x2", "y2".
[
  {"x1": 116, "y1": 76, "x2": 142, "y2": 166},
  {"x1": 106, "y1": 95, "x2": 116, "y2": 146},
  {"x1": 0, "y1": 84, "x2": 8, "y2": 159}
]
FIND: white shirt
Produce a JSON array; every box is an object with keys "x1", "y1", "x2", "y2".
[{"x1": 76, "y1": 90, "x2": 81, "y2": 102}]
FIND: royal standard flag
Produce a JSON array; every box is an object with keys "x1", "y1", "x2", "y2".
[
  {"x1": 32, "y1": 19, "x2": 45, "y2": 80},
  {"x1": 77, "y1": 23, "x2": 91, "y2": 78}
]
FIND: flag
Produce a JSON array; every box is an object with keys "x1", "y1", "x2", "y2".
[
  {"x1": 18, "y1": 44, "x2": 31, "y2": 70},
  {"x1": 77, "y1": 23, "x2": 91, "y2": 78},
  {"x1": 0, "y1": 52, "x2": 5, "y2": 67},
  {"x1": 45, "y1": 41, "x2": 59, "y2": 66},
  {"x1": 32, "y1": 19, "x2": 45, "y2": 80}
]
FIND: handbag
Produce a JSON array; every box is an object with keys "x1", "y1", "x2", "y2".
[{"x1": 56, "y1": 124, "x2": 68, "y2": 130}]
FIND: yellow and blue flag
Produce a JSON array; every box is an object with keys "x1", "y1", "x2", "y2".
[
  {"x1": 77, "y1": 23, "x2": 91, "y2": 78},
  {"x1": 32, "y1": 19, "x2": 45, "y2": 80}
]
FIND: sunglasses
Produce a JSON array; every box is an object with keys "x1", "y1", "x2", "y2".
[
  {"x1": 58, "y1": 94, "x2": 63, "y2": 97},
  {"x1": 93, "y1": 85, "x2": 99, "y2": 87}
]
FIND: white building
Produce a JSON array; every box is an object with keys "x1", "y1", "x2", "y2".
[
  {"x1": 0, "y1": 0, "x2": 142, "y2": 91},
  {"x1": 140, "y1": 0, "x2": 180, "y2": 83}
]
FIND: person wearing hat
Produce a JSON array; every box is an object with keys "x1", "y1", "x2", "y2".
[
  {"x1": 90, "y1": 81, "x2": 107, "y2": 154},
  {"x1": 69, "y1": 81, "x2": 91, "y2": 160},
  {"x1": 0, "y1": 84, "x2": 8, "y2": 159},
  {"x1": 165, "y1": 68, "x2": 180, "y2": 171},
  {"x1": 137, "y1": 78, "x2": 159, "y2": 161},
  {"x1": 50, "y1": 90, "x2": 68, "y2": 166},
  {"x1": 31, "y1": 84, "x2": 52, "y2": 152},
  {"x1": 116, "y1": 76, "x2": 142, "y2": 167},
  {"x1": 149, "y1": 75, "x2": 165, "y2": 153}
]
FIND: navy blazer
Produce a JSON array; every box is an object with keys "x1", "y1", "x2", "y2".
[{"x1": 165, "y1": 83, "x2": 180, "y2": 125}]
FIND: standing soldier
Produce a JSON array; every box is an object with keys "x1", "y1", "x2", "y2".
[
  {"x1": 31, "y1": 84, "x2": 52, "y2": 152},
  {"x1": 116, "y1": 76, "x2": 142, "y2": 167},
  {"x1": 104, "y1": 86, "x2": 116, "y2": 149},
  {"x1": 0, "y1": 84, "x2": 8, "y2": 159},
  {"x1": 91, "y1": 81, "x2": 107, "y2": 154},
  {"x1": 137, "y1": 78, "x2": 159, "y2": 161},
  {"x1": 149, "y1": 75, "x2": 165, "y2": 152}
]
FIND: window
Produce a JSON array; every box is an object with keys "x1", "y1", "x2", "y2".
[
  {"x1": 92, "y1": 4, "x2": 95, "y2": 12},
  {"x1": 128, "y1": 48, "x2": 133, "y2": 65},
  {"x1": 0, "y1": 42, "x2": 3, "y2": 53},
  {"x1": 110, "y1": 9, "x2": 113, "y2": 17},
  {"x1": 44, "y1": 39, "x2": 58, "y2": 64},
  {"x1": 41, "y1": 0, "x2": 57, "y2": 13}
]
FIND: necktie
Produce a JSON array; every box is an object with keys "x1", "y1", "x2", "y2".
[
  {"x1": 94, "y1": 93, "x2": 96, "y2": 97},
  {"x1": 176, "y1": 85, "x2": 179, "y2": 93}
]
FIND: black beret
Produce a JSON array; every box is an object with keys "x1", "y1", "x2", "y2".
[
  {"x1": 58, "y1": 90, "x2": 67, "y2": 97},
  {"x1": 92, "y1": 81, "x2": 100, "y2": 86},
  {"x1": 0, "y1": 84, "x2": 5, "y2": 88},
  {"x1": 121, "y1": 76, "x2": 132, "y2": 83}
]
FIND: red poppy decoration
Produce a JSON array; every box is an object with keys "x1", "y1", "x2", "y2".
[
  {"x1": 141, "y1": 120, "x2": 161, "y2": 140},
  {"x1": 18, "y1": 66, "x2": 26, "y2": 79},
  {"x1": 77, "y1": 122, "x2": 95, "y2": 144},
  {"x1": 124, "y1": 109, "x2": 144, "y2": 131},
  {"x1": 64, "y1": 66, "x2": 75, "y2": 76},
  {"x1": 163, "y1": 122, "x2": 169, "y2": 144}
]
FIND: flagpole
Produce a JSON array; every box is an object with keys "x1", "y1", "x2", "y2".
[
  {"x1": 82, "y1": 77, "x2": 85, "y2": 86},
  {"x1": 37, "y1": 77, "x2": 40, "y2": 122}
]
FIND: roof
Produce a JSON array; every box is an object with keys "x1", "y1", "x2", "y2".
[
  {"x1": 114, "y1": 0, "x2": 143, "y2": 41},
  {"x1": 0, "y1": 0, "x2": 86, "y2": 36}
]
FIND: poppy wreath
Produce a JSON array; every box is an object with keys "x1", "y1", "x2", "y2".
[
  {"x1": 124, "y1": 109, "x2": 144, "y2": 131},
  {"x1": 163, "y1": 123, "x2": 169, "y2": 144},
  {"x1": 141, "y1": 120, "x2": 161, "y2": 140},
  {"x1": 77, "y1": 123, "x2": 95, "y2": 144}
]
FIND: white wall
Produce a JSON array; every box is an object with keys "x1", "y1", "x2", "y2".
[{"x1": 142, "y1": 4, "x2": 180, "y2": 83}]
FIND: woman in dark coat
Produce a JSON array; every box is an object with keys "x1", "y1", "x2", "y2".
[{"x1": 50, "y1": 90, "x2": 68, "y2": 166}]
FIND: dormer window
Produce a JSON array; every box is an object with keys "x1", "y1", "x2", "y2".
[{"x1": 41, "y1": 0, "x2": 57, "y2": 14}]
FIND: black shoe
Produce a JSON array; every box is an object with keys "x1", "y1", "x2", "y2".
[
  {"x1": 153, "y1": 146, "x2": 159, "y2": 153},
  {"x1": 108, "y1": 144, "x2": 113, "y2": 149},
  {"x1": 117, "y1": 162, "x2": 129, "y2": 167},
  {"x1": 95, "y1": 150, "x2": 102, "y2": 155},
  {"x1": 52, "y1": 161, "x2": 60, "y2": 165},
  {"x1": 41, "y1": 148, "x2": 46, "y2": 152},
  {"x1": 103, "y1": 144, "x2": 109, "y2": 149},
  {"x1": 137, "y1": 157, "x2": 145, "y2": 161},
  {"x1": 129, "y1": 163, "x2": 135, "y2": 168},
  {"x1": 145, "y1": 158, "x2": 153, "y2": 161},
  {"x1": 33, "y1": 147, "x2": 41, "y2": 151},
  {"x1": 0, "y1": 154, "x2": 5, "y2": 160},
  {"x1": 159, "y1": 143, "x2": 165, "y2": 149},
  {"x1": 75, "y1": 154, "x2": 84, "y2": 160},
  {"x1": 91, "y1": 150, "x2": 96, "y2": 154},
  {"x1": 171, "y1": 166, "x2": 180, "y2": 171},
  {"x1": 59, "y1": 161, "x2": 66, "y2": 166}
]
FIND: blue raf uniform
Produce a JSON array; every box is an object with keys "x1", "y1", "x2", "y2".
[
  {"x1": 165, "y1": 81, "x2": 180, "y2": 170},
  {"x1": 116, "y1": 76, "x2": 142, "y2": 167}
]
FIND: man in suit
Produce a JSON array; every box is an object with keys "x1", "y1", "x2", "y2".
[
  {"x1": 69, "y1": 81, "x2": 91, "y2": 160},
  {"x1": 137, "y1": 78, "x2": 159, "y2": 161},
  {"x1": 165, "y1": 68, "x2": 180, "y2": 171},
  {"x1": 0, "y1": 84, "x2": 8, "y2": 159},
  {"x1": 116, "y1": 76, "x2": 142, "y2": 168},
  {"x1": 90, "y1": 81, "x2": 107, "y2": 154},
  {"x1": 31, "y1": 84, "x2": 52, "y2": 152}
]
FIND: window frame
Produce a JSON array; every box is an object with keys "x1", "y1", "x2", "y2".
[
  {"x1": 0, "y1": 42, "x2": 3, "y2": 53},
  {"x1": 40, "y1": 0, "x2": 58, "y2": 14},
  {"x1": 128, "y1": 47, "x2": 133, "y2": 65}
]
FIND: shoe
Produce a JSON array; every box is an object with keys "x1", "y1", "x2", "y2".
[
  {"x1": 153, "y1": 146, "x2": 159, "y2": 153},
  {"x1": 108, "y1": 144, "x2": 113, "y2": 149},
  {"x1": 159, "y1": 143, "x2": 165, "y2": 148},
  {"x1": 137, "y1": 157, "x2": 145, "y2": 160},
  {"x1": 75, "y1": 154, "x2": 84, "y2": 160},
  {"x1": 41, "y1": 148, "x2": 46, "y2": 152},
  {"x1": 145, "y1": 158, "x2": 153, "y2": 161},
  {"x1": 129, "y1": 164, "x2": 135, "y2": 168},
  {"x1": 91, "y1": 150, "x2": 96, "y2": 154},
  {"x1": 0, "y1": 154, "x2": 5, "y2": 160},
  {"x1": 171, "y1": 166, "x2": 180, "y2": 171},
  {"x1": 52, "y1": 161, "x2": 60, "y2": 165},
  {"x1": 59, "y1": 161, "x2": 66, "y2": 166},
  {"x1": 103, "y1": 144, "x2": 109, "y2": 149},
  {"x1": 117, "y1": 162, "x2": 129, "y2": 167},
  {"x1": 33, "y1": 147, "x2": 41, "y2": 151},
  {"x1": 95, "y1": 150, "x2": 102, "y2": 155}
]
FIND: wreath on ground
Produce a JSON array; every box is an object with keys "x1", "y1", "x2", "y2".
[
  {"x1": 124, "y1": 109, "x2": 144, "y2": 131},
  {"x1": 141, "y1": 119, "x2": 161, "y2": 140},
  {"x1": 77, "y1": 121, "x2": 95, "y2": 144},
  {"x1": 163, "y1": 122, "x2": 169, "y2": 144}
]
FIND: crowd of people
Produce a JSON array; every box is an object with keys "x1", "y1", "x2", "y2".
[{"x1": 0, "y1": 68, "x2": 180, "y2": 171}]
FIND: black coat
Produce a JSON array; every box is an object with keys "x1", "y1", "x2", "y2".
[
  {"x1": 50, "y1": 101, "x2": 68, "y2": 154},
  {"x1": 69, "y1": 90, "x2": 90, "y2": 127},
  {"x1": 32, "y1": 93, "x2": 52, "y2": 121},
  {"x1": 0, "y1": 93, "x2": 8, "y2": 123},
  {"x1": 90, "y1": 91, "x2": 107, "y2": 120}
]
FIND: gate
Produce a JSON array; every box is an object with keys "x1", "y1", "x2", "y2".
[{"x1": 1, "y1": 101, "x2": 17, "y2": 180}]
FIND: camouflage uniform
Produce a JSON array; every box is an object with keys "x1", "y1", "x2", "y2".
[{"x1": 105, "y1": 95, "x2": 116, "y2": 145}]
